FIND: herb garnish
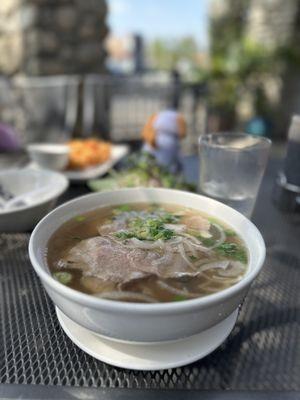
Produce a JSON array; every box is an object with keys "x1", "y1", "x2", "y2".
[
  {"x1": 216, "y1": 242, "x2": 248, "y2": 264},
  {"x1": 172, "y1": 295, "x2": 187, "y2": 302},
  {"x1": 198, "y1": 236, "x2": 215, "y2": 247},
  {"x1": 114, "y1": 212, "x2": 179, "y2": 241},
  {"x1": 224, "y1": 229, "x2": 236, "y2": 237},
  {"x1": 53, "y1": 271, "x2": 73, "y2": 285},
  {"x1": 75, "y1": 216, "x2": 86, "y2": 222},
  {"x1": 116, "y1": 204, "x2": 131, "y2": 212}
]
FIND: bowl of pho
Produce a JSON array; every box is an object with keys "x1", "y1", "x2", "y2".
[{"x1": 29, "y1": 188, "x2": 265, "y2": 343}]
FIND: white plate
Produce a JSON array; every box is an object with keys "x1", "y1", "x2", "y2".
[
  {"x1": 28, "y1": 144, "x2": 129, "y2": 183},
  {"x1": 56, "y1": 307, "x2": 238, "y2": 371},
  {"x1": 64, "y1": 144, "x2": 129, "y2": 182}
]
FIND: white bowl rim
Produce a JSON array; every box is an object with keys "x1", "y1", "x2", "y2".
[
  {"x1": 27, "y1": 143, "x2": 70, "y2": 154},
  {"x1": 0, "y1": 168, "x2": 69, "y2": 215},
  {"x1": 29, "y1": 188, "x2": 266, "y2": 315}
]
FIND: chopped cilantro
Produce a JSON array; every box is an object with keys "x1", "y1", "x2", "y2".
[
  {"x1": 114, "y1": 231, "x2": 136, "y2": 240},
  {"x1": 115, "y1": 213, "x2": 177, "y2": 241},
  {"x1": 154, "y1": 228, "x2": 174, "y2": 240},
  {"x1": 189, "y1": 255, "x2": 198, "y2": 261},
  {"x1": 198, "y1": 236, "x2": 215, "y2": 247},
  {"x1": 216, "y1": 242, "x2": 248, "y2": 264},
  {"x1": 160, "y1": 213, "x2": 180, "y2": 224}
]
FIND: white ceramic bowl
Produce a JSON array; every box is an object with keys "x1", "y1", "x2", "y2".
[
  {"x1": 27, "y1": 143, "x2": 70, "y2": 171},
  {"x1": 29, "y1": 188, "x2": 265, "y2": 343},
  {"x1": 0, "y1": 168, "x2": 68, "y2": 232}
]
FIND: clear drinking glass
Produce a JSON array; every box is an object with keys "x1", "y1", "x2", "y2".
[{"x1": 199, "y1": 133, "x2": 271, "y2": 218}]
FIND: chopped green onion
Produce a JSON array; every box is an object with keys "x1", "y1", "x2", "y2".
[
  {"x1": 225, "y1": 229, "x2": 236, "y2": 237},
  {"x1": 189, "y1": 255, "x2": 197, "y2": 261},
  {"x1": 75, "y1": 216, "x2": 86, "y2": 222},
  {"x1": 207, "y1": 216, "x2": 221, "y2": 224},
  {"x1": 172, "y1": 295, "x2": 187, "y2": 302},
  {"x1": 116, "y1": 204, "x2": 131, "y2": 212},
  {"x1": 53, "y1": 271, "x2": 72, "y2": 285},
  {"x1": 199, "y1": 231, "x2": 212, "y2": 239}
]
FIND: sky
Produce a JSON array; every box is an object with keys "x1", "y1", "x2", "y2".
[{"x1": 107, "y1": 0, "x2": 209, "y2": 48}]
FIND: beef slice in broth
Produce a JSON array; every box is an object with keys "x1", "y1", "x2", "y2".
[{"x1": 59, "y1": 236, "x2": 201, "y2": 284}]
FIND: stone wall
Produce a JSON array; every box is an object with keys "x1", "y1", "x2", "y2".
[
  {"x1": 246, "y1": 0, "x2": 298, "y2": 49},
  {"x1": 0, "y1": 0, "x2": 108, "y2": 76}
]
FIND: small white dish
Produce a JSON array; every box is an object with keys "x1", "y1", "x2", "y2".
[
  {"x1": 28, "y1": 144, "x2": 129, "y2": 183},
  {"x1": 27, "y1": 143, "x2": 70, "y2": 171},
  {"x1": 56, "y1": 307, "x2": 238, "y2": 370},
  {"x1": 63, "y1": 144, "x2": 129, "y2": 183},
  {"x1": 0, "y1": 168, "x2": 68, "y2": 232}
]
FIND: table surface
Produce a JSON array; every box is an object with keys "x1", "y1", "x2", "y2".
[{"x1": 0, "y1": 150, "x2": 299, "y2": 399}]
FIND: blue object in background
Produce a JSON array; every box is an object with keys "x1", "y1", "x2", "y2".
[{"x1": 245, "y1": 117, "x2": 271, "y2": 137}]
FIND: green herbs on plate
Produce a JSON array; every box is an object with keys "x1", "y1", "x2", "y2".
[{"x1": 88, "y1": 152, "x2": 196, "y2": 193}]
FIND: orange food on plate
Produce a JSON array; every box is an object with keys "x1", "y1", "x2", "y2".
[{"x1": 68, "y1": 139, "x2": 111, "y2": 170}]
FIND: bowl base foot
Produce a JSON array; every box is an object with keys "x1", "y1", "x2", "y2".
[{"x1": 56, "y1": 307, "x2": 238, "y2": 371}]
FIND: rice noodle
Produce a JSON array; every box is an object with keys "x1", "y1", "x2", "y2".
[
  {"x1": 156, "y1": 280, "x2": 199, "y2": 298},
  {"x1": 97, "y1": 224, "x2": 112, "y2": 234},
  {"x1": 167, "y1": 236, "x2": 183, "y2": 246},
  {"x1": 178, "y1": 243, "x2": 196, "y2": 269},
  {"x1": 200, "y1": 286, "x2": 220, "y2": 294},
  {"x1": 106, "y1": 234, "x2": 128, "y2": 246},
  {"x1": 211, "y1": 275, "x2": 242, "y2": 285},
  {"x1": 209, "y1": 223, "x2": 226, "y2": 249},
  {"x1": 114, "y1": 211, "x2": 139, "y2": 222},
  {"x1": 164, "y1": 224, "x2": 186, "y2": 233},
  {"x1": 102, "y1": 235, "x2": 129, "y2": 253},
  {"x1": 123, "y1": 238, "x2": 165, "y2": 249},
  {"x1": 151, "y1": 248, "x2": 173, "y2": 266},
  {"x1": 181, "y1": 234, "x2": 210, "y2": 252},
  {"x1": 196, "y1": 260, "x2": 230, "y2": 273},
  {"x1": 96, "y1": 291, "x2": 157, "y2": 303},
  {"x1": 182, "y1": 223, "x2": 225, "y2": 250},
  {"x1": 217, "y1": 261, "x2": 245, "y2": 277},
  {"x1": 182, "y1": 240, "x2": 198, "y2": 257},
  {"x1": 97, "y1": 237, "x2": 113, "y2": 245},
  {"x1": 182, "y1": 233, "x2": 203, "y2": 245}
]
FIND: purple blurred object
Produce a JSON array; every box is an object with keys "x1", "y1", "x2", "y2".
[{"x1": 0, "y1": 123, "x2": 21, "y2": 152}]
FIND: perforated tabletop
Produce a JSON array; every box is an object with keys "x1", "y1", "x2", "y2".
[{"x1": 0, "y1": 154, "x2": 299, "y2": 399}]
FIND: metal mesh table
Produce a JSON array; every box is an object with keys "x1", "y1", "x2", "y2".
[{"x1": 0, "y1": 155, "x2": 299, "y2": 398}]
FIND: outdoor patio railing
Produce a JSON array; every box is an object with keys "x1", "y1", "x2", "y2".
[{"x1": 0, "y1": 74, "x2": 207, "y2": 152}]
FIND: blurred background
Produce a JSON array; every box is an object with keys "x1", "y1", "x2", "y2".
[{"x1": 0, "y1": 0, "x2": 299, "y2": 152}]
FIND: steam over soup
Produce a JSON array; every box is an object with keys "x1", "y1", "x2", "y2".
[{"x1": 48, "y1": 203, "x2": 248, "y2": 303}]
